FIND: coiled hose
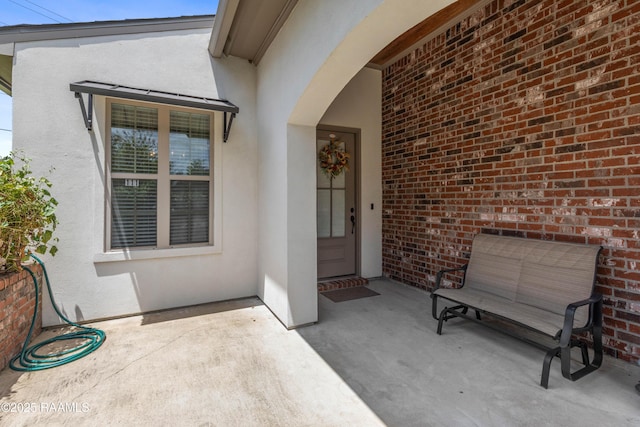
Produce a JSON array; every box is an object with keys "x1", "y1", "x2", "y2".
[{"x1": 10, "y1": 255, "x2": 106, "y2": 371}]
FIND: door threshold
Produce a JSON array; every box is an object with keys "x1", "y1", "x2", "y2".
[{"x1": 318, "y1": 276, "x2": 369, "y2": 292}]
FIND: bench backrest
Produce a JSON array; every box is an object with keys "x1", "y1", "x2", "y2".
[{"x1": 465, "y1": 234, "x2": 601, "y2": 325}]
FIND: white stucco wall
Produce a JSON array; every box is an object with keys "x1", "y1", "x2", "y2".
[
  {"x1": 12, "y1": 28, "x2": 259, "y2": 325},
  {"x1": 319, "y1": 68, "x2": 382, "y2": 278},
  {"x1": 9, "y1": 0, "x2": 456, "y2": 329},
  {"x1": 255, "y1": 0, "x2": 455, "y2": 327}
]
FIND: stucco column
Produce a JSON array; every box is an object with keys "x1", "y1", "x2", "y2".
[
  {"x1": 255, "y1": 122, "x2": 318, "y2": 329},
  {"x1": 285, "y1": 124, "x2": 318, "y2": 326}
]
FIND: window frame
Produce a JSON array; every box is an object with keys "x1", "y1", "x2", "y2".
[{"x1": 102, "y1": 97, "x2": 222, "y2": 258}]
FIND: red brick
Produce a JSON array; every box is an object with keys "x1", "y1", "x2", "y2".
[
  {"x1": 0, "y1": 265, "x2": 43, "y2": 370},
  {"x1": 382, "y1": 0, "x2": 640, "y2": 365}
]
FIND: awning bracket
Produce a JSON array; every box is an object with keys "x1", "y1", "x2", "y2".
[
  {"x1": 223, "y1": 111, "x2": 236, "y2": 143},
  {"x1": 75, "y1": 92, "x2": 93, "y2": 131}
]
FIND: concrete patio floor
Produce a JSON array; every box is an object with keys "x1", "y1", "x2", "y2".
[{"x1": 1, "y1": 278, "x2": 639, "y2": 426}]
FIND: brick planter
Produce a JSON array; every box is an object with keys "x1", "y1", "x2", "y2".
[{"x1": 0, "y1": 264, "x2": 43, "y2": 371}]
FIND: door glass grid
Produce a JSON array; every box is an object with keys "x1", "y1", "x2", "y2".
[
  {"x1": 317, "y1": 139, "x2": 346, "y2": 238},
  {"x1": 317, "y1": 189, "x2": 331, "y2": 238}
]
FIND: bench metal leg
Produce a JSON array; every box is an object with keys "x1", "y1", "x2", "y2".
[
  {"x1": 436, "y1": 304, "x2": 468, "y2": 335},
  {"x1": 437, "y1": 307, "x2": 450, "y2": 335},
  {"x1": 590, "y1": 300, "x2": 604, "y2": 369},
  {"x1": 560, "y1": 302, "x2": 604, "y2": 383},
  {"x1": 541, "y1": 336, "x2": 603, "y2": 388},
  {"x1": 431, "y1": 294, "x2": 439, "y2": 321},
  {"x1": 437, "y1": 309, "x2": 446, "y2": 335},
  {"x1": 435, "y1": 304, "x2": 482, "y2": 335},
  {"x1": 577, "y1": 341, "x2": 589, "y2": 366},
  {"x1": 541, "y1": 299, "x2": 604, "y2": 388},
  {"x1": 541, "y1": 347, "x2": 560, "y2": 389},
  {"x1": 542, "y1": 343, "x2": 598, "y2": 389},
  {"x1": 432, "y1": 294, "x2": 480, "y2": 321}
]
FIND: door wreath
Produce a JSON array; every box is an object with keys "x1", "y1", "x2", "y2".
[{"x1": 318, "y1": 136, "x2": 350, "y2": 179}]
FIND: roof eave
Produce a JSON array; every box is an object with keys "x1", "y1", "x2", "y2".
[
  {"x1": 207, "y1": 0, "x2": 298, "y2": 66},
  {"x1": 208, "y1": 0, "x2": 240, "y2": 58},
  {"x1": 0, "y1": 15, "x2": 215, "y2": 45}
]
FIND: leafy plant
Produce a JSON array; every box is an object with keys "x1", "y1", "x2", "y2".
[{"x1": 0, "y1": 152, "x2": 58, "y2": 273}]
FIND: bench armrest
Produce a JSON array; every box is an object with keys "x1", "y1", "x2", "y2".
[
  {"x1": 431, "y1": 264, "x2": 468, "y2": 320},
  {"x1": 434, "y1": 264, "x2": 468, "y2": 291},
  {"x1": 559, "y1": 293, "x2": 603, "y2": 347}
]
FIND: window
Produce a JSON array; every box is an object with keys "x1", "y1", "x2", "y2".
[{"x1": 107, "y1": 100, "x2": 215, "y2": 251}]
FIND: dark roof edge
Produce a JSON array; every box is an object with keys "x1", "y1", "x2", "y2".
[
  {"x1": 70, "y1": 80, "x2": 239, "y2": 113},
  {"x1": 0, "y1": 15, "x2": 215, "y2": 45}
]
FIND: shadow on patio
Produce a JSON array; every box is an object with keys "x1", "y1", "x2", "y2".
[
  {"x1": 1, "y1": 279, "x2": 639, "y2": 426},
  {"x1": 300, "y1": 279, "x2": 640, "y2": 426}
]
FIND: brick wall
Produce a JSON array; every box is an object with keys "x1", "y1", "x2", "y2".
[
  {"x1": 382, "y1": 0, "x2": 640, "y2": 363},
  {"x1": 0, "y1": 265, "x2": 43, "y2": 371}
]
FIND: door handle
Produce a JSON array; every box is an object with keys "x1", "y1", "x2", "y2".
[{"x1": 350, "y1": 208, "x2": 355, "y2": 234}]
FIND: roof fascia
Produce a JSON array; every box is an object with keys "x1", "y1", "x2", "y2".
[
  {"x1": 208, "y1": 0, "x2": 240, "y2": 58},
  {"x1": 0, "y1": 15, "x2": 214, "y2": 45}
]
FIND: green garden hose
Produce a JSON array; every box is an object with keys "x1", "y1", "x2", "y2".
[{"x1": 9, "y1": 255, "x2": 106, "y2": 371}]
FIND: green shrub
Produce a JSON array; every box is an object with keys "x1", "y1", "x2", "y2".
[{"x1": 0, "y1": 152, "x2": 58, "y2": 273}]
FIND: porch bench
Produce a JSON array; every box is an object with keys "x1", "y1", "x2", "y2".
[{"x1": 431, "y1": 233, "x2": 603, "y2": 388}]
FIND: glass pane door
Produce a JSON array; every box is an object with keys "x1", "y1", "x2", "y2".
[
  {"x1": 317, "y1": 139, "x2": 347, "y2": 238},
  {"x1": 316, "y1": 130, "x2": 357, "y2": 279}
]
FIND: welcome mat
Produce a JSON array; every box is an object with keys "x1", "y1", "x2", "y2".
[{"x1": 321, "y1": 286, "x2": 380, "y2": 303}]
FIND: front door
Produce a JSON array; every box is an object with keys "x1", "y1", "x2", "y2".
[{"x1": 317, "y1": 129, "x2": 357, "y2": 279}]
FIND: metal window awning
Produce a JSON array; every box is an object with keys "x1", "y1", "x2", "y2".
[{"x1": 70, "y1": 80, "x2": 239, "y2": 142}]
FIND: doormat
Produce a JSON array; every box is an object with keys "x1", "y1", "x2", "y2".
[{"x1": 321, "y1": 286, "x2": 380, "y2": 303}]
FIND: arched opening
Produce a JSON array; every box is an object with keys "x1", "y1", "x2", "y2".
[{"x1": 256, "y1": 0, "x2": 457, "y2": 327}]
